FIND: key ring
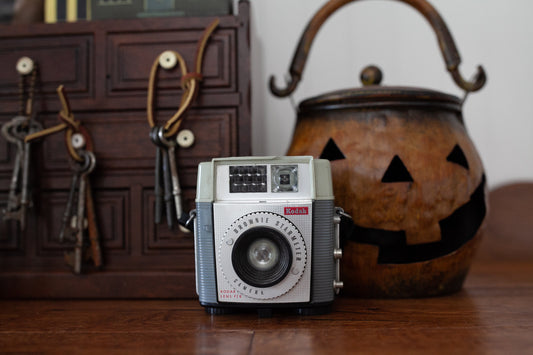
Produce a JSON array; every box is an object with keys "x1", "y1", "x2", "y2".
[
  {"x1": 13, "y1": 118, "x2": 43, "y2": 141},
  {"x1": 69, "y1": 150, "x2": 94, "y2": 174},
  {"x1": 157, "y1": 126, "x2": 177, "y2": 148},
  {"x1": 79, "y1": 150, "x2": 96, "y2": 175},
  {"x1": 1, "y1": 116, "x2": 27, "y2": 144}
]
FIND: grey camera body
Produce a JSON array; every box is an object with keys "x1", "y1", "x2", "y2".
[{"x1": 194, "y1": 156, "x2": 340, "y2": 316}]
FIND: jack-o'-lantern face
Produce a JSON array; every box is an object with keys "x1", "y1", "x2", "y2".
[
  {"x1": 288, "y1": 108, "x2": 487, "y2": 298},
  {"x1": 319, "y1": 115, "x2": 486, "y2": 261},
  {"x1": 270, "y1": 0, "x2": 488, "y2": 297}
]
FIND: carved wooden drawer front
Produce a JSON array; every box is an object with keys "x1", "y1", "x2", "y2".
[
  {"x1": 0, "y1": 2, "x2": 250, "y2": 298},
  {"x1": 38, "y1": 108, "x2": 236, "y2": 173},
  {"x1": 0, "y1": 35, "x2": 93, "y2": 101},
  {"x1": 107, "y1": 29, "x2": 235, "y2": 93}
]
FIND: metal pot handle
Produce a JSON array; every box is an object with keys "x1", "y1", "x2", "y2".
[{"x1": 269, "y1": 0, "x2": 486, "y2": 97}]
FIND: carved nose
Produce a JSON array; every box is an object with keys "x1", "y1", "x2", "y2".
[
  {"x1": 319, "y1": 138, "x2": 346, "y2": 161},
  {"x1": 382, "y1": 155, "x2": 413, "y2": 183}
]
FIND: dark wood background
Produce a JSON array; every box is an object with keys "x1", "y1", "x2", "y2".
[{"x1": 0, "y1": 1, "x2": 251, "y2": 298}]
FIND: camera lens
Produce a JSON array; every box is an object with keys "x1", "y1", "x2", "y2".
[
  {"x1": 247, "y1": 238, "x2": 280, "y2": 271},
  {"x1": 232, "y1": 227, "x2": 292, "y2": 288}
]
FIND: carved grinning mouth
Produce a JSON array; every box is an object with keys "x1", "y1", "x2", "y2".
[
  {"x1": 347, "y1": 175, "x2": 486, "y2": 264},
  {"x1": 320, "y1": 137, "x2": 487, "y2": 264}
]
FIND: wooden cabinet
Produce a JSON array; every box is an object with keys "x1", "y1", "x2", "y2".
[{"x1": 0, "y1": 1, "x2": 251, "y2": 298}]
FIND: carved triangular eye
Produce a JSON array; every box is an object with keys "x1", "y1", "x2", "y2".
[
  {"x1": 382, "y1": 155, "x2": 413, "y2": 183},
  {"x1": 447, "y1": 144, "x2": 469, "y2": 170},
  {"x1": 319, "y1": 138, "x2": 346, "y2": 161}
]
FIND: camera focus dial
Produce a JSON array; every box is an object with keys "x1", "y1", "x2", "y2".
[{"x1": 219, "y1": 211, "x2": 308, "y2": 300}]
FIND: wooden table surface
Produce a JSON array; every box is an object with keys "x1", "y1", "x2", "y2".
[
  {"x1": 0, "y1": 260, "x2": 531, "y2": 354},
  {"x1": 1, "y1": 183, "x2": 532, "y2": 354}
]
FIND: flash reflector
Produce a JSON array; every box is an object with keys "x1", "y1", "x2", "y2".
[{"x1": 229, "y1": 165, "x2": 267, "y2": 193}]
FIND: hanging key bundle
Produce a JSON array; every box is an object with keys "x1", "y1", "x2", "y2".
[
  {"x1": 0, "y1": 57, "x2": 43, "y2": 231},
  {"x1": 26, "y1": 86, "x2": 102, "y2": 274},
  {"x1": 146, "y1": 18, "x2": 219, "y2": 231}
]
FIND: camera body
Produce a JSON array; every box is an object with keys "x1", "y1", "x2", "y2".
[{"x1": 193, "y1": 156, "x2": 342, "y2": 315}]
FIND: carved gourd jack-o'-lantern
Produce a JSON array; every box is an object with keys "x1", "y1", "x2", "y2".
[{"x1": 270, "y1": 0, "x2": 487, "y2": 297}]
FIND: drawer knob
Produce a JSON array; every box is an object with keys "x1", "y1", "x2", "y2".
[
  {"x1": 71, "y1": 133, "x2": 86, "y2": 149},
  {"x1": 159, "y1": 51, "x2": 178, "y2": 69},
  {"x1": 16, "y1": 56, "x2": 34, "y2": 75},
  {"x1": 176, "y1": 129, "x2": 195, "y2": 148}
]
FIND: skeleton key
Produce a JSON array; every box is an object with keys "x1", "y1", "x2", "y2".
[
  {"x1": 1, "y1": 116, "x2": 42, "y2": 230},
  {"x1": 58, "y1": 171, "x2": 79, "y2": 243},
  {"x1": 154, "y1": 147, "x2": 163, "y2": 224},
  {"x1": 69, "y1": 171, "x2": 86, "y2": 274},
  {"x1": 65, "y1": 151, "x2": 95, "y2": 274},
  {"x1": 85, "y1": 179, "x2": 103, "y2": 267},
  {"x1": 85, "y1": 178, "x2": 102, "y2": 268},
  {"x1": 18, "y1": 139, "x2": 30, "y2": 229},
  {"x1": 150, "y1": 127, "x2": 164, "y2": 224},
  {"x1": 1, "y1": 118, "x2": 24, "y2": 213},
  {"x1": 16, "y1": 118, "x2": 43, "y2": 229},
  {"x1": 58, "y1": 156, "x2": 91, "y2": 242},
  {"x1": 74, "y1": 151, "x2": 95, "y2": 273},
  {"x1": 150, "y1": 126, "x2": 174, "y2": 228},
  {"x1": 158, "y1": 127, "x2": 189, "y2": 232},
  {"x1": 161, "y1": 145, "x2": 175, "y2": 228}
]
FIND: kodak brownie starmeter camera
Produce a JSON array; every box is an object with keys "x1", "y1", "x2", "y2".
[{"x1": 193, "y1": 156, "x2": 343, "y2": 316}]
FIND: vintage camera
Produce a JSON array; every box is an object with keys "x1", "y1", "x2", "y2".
[{"x1": 192, "y1": 156, "x2": 343, "y2": 316}]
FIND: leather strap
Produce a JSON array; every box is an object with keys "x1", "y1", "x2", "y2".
[{"x1": 146, "y1": 18, "x2": 219, "y2": 138}]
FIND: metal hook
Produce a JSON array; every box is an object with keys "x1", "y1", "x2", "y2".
[{"x1": 269, "y1": 73, "x2": 300, "y2": 98}]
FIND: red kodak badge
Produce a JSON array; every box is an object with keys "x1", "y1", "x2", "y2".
[{"x1": 284, "y1": 207, "x2": 309, "y2": 215}]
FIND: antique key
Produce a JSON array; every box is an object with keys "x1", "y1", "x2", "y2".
[
  {"x1": 150, "y1": 126, "x2": 176, "y2": 228},
  {"x1": 71, "y1": 165, "x2": 88, "y2": 274},
  {"x1": 150, "y1": 127, "x2": 164, "y2": 224},
  {"x1": 157, "y1": 127, "x2": 190, "y2": 232},
  {"x1": 17, "y1": 118, "x2": 42, "y2": 228},
  {"x1": 153, "y1": 147, "x2": 163, "y2": 224},
  {"x1": 58, "y1": 154, "x2": 91, "y2": 242},
  {"x1": 0, "y1": 56, "x2": 42, "y2": 229},
  {"x1": 161, "y1": 147, "x2": 175, "y2": 228},
  {"x1": 1, "y1": 117, "x2": 24, "y2": 214},
  {"x1": 64, "y1": 150, "x2": 96, "y2": 274},
  {"x1": 76, "y1": 139, "x2": 102, "y2": 268},
  {"x1": 157, "y1": 127, "x2": 184, "y2": 222},
  {"x1": 1, "y1": 116, "x2": 42, "y2": 230},
  {"x1": 85, "y1": 177, "x2": 102, "y2": 268}
]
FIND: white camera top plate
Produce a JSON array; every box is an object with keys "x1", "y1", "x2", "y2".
[{"x1": 196, "y1": 156, "x2": 334, "y2": 203}]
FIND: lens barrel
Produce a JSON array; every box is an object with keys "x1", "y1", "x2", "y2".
[{"x1": 231, "y1": 227, "x2": 292, "y2": 288}]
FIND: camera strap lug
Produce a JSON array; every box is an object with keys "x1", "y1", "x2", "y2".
[
  {"x1": 179, "y1": 209, "x2": 197, "y2": 232},
  {"x1": 333, "y1": 207, "x2": 352, "y2": 294}
]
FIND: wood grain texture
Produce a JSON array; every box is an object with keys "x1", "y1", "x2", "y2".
[
  {"x1": 0, "y1": 260, "x2": 531, "y2": 354},
  {"x1": 476, "y1": 182, "x2": 533, "y2": 262},
  {"x1": 0, "y1": 1, "x2": 251, "y2": 298}
]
